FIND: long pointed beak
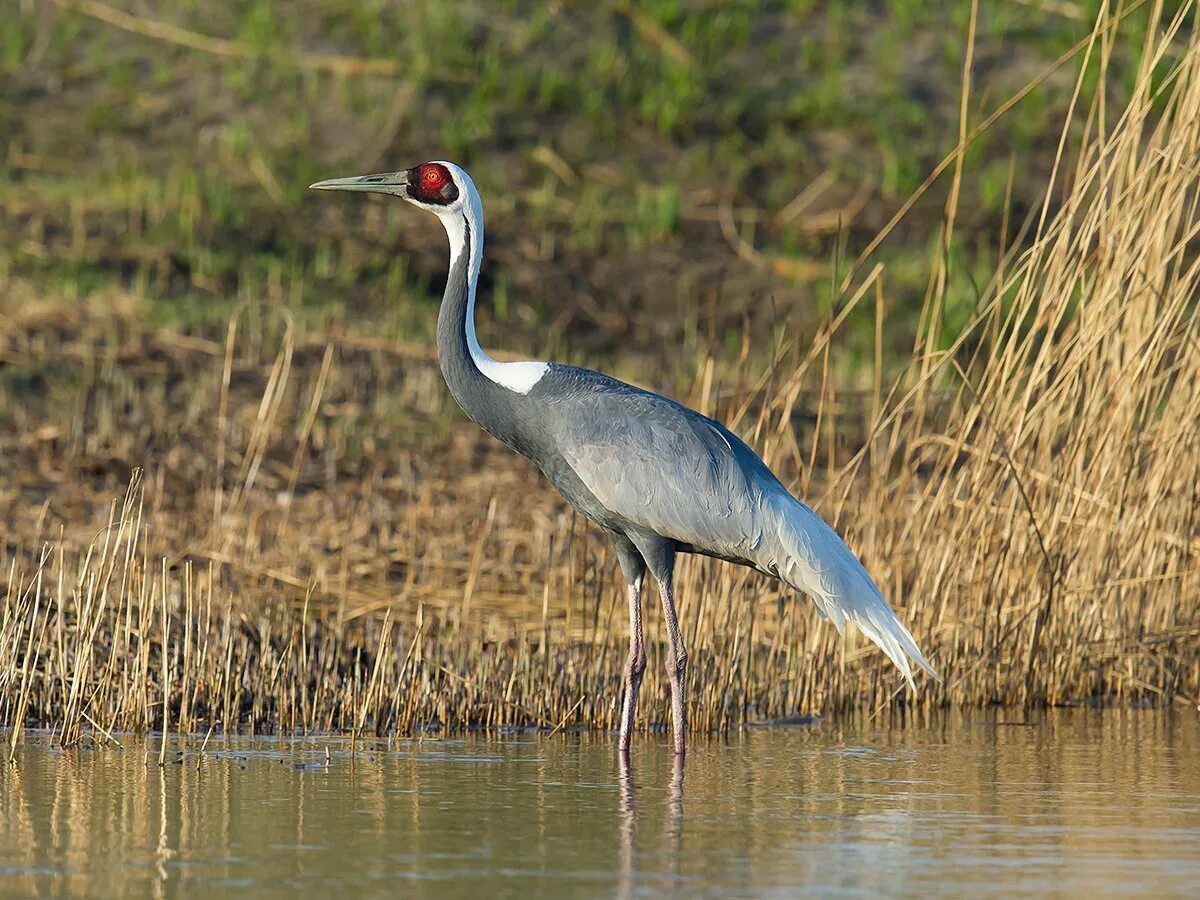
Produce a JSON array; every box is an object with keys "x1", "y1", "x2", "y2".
[{"x1": 309, "y1": 171, "x2": 409, "y2": 195}]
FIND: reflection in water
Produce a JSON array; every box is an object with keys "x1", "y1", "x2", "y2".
[
  {"x1": 2, "y1": 711, "x2": 1199, "y2": 898},
  {"x1": 617, "y1": 751, "x2": 685, "y2": 899},
  {"x1": 664, "y1": 754, "x2": 684, "y2": 875},
  {"x1": 154, "y1": 767, "x2": 172, "y2": 897},
  {"x1": 617, "y1": 753, "x2": 636, "y2": 900}
]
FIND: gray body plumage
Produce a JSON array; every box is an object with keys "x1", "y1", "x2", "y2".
[
  {"x1": 313, "y1": 160, "x2": 936, "y2": 754},
  {"x1": 482, "y1": 364, "x2": 933, "y2": 685},
  {"x1": 435, "y1": 188, "x2": 935, "y2": 686}
]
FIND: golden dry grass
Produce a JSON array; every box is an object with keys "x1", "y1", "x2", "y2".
[{"x1": 2, "y1": 4, "x2": 1198, "y2": 746}]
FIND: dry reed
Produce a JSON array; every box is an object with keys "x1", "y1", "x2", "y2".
[{"x1": 1, "y1": 5, "x2": 1198, "y2": 743}]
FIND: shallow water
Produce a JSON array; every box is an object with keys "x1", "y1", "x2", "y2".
[{"x1": 2, "y1": 711, "x2": 1197, "y2": 897}]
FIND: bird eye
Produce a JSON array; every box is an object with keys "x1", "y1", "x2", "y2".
[{"x1": 409, "y1": 164, "x2": 456, "y2": 204}]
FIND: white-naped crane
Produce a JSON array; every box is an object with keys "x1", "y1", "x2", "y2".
[{"x1": 311, "y1": 161, "x2": 937, "y2": 756}]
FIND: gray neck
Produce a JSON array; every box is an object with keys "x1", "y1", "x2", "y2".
[{"x1": 435, "y1": 214, "x2": 523, "y2": 448}]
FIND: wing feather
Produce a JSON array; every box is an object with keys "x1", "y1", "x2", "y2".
[
  {"x1": 546, "y1": 375, "x2": 937, "y2": 684},
  {"x1": 553, "y1": 390, "x2": 767, "y2": 558}
]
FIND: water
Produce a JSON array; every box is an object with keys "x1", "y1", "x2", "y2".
[{"x1": 2, "y1": 711, "x2": 1197, "y2": 898}]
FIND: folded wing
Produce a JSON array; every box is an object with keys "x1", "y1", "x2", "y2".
[{"x1": 552, "y1": 383, "x2": 937, "y2": 685}]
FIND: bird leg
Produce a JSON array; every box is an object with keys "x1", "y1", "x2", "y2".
[
  {"x1": 619, "y1": 576, "x2": 646, "y2": 753},
  {"x1": 658, "y1": 575, "x2": 688, "y2": 757}
]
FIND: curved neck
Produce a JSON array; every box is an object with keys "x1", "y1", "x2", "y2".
[
  {"x1": 434, "y1": 190, "x2": 547, "y2": 393},
  {"x1": 432, "y1": 175, "x2": 551, "y2": 455},
  {"x1": 434, "y1": 199, "x2": 547, "y2": 450},
  {"x1": 438, "y1": 205, "x2": 490, "y2": 375},
  {"x1": 436, "y1": 208, "x2": 499, "y2": 422}
]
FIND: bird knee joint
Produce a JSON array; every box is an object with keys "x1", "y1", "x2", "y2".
[
  {"x1": 627, "y1": 651, "x2": 646, "y2": 678},
  {"x1": 670, "y1": 651, "x2": 688, "y2": 678}
]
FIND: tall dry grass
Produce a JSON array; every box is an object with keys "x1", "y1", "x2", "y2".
[{"x1": 1, "y1": 4, "x2": 1198, "y2": 744}]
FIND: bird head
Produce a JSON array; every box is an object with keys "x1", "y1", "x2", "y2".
[{"x1": 309, "y1": 161, "x2": 475, "y2": 216}]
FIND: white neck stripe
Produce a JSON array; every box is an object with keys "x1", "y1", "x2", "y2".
[{"x1": 436, "y1": 164, "x2": 548, "y2": 395}]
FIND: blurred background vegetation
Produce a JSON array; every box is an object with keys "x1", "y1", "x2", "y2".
[
  {"x1": 0, "y1": 0, "x2": 1153, "y2": 382},
  {"x1": 3, "y1": 1, "x2": 1199, "y2": 729}
]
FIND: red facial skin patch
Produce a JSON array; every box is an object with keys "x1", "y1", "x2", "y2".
[{"x1": 410, "y1": 163, "x2": 458, "y2": 204}]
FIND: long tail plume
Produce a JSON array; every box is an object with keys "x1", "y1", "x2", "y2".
[{"x1": 762, "y1": 491, "x2": 939, "y2": 688}]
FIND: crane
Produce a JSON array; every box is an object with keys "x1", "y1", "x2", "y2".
[{"x1": 311, "y1": 161, "x2": 937, "y2": 756}]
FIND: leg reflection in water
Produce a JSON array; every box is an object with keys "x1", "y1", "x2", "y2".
[
  {"x1": 665, "y1": 753, "x2": 684, "y2": 839},
  {"x1": 618, "y1": 754, "x2": 638, "y2": 900},
  {"x1": 617, "y1": 754, "x2": 685, "y2": 899}
]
